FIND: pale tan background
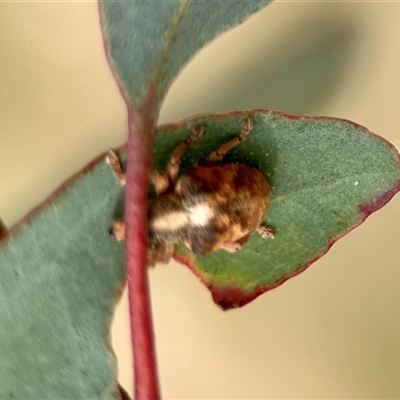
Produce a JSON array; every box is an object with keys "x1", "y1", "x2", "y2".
[{"x1": 1, "y1": 1, "x2": 400, "y2": 399}]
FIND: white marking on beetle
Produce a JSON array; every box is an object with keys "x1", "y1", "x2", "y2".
[
  {"x1": 188, "y1": 203, "x2": 214, "y2": 226},
  {"x1": 151, "y1": 211, "x2": 189, "y2": 231}
]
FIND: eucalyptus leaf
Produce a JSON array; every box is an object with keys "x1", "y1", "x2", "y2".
[
  {"x1": 99, "y1": 0, "x2": 272, "y2": 112},
  {"x1": 0, "y1": 156, "x2": 126, "y2": 399},
  {"x1": 152, "y1": 111, "x2": 400, "y2": 309}
]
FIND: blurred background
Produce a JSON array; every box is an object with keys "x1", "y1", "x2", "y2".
[{"x1": 1, "y1": 0, "x2": 400, "y2": 398}]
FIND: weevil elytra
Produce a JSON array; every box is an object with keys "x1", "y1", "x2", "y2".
[{"x1": 107, "y1": 118, "x2": 274, "y2": 266}]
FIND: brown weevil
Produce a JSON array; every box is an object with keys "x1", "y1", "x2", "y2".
[{"x1": 107, "y1": 118, "x2": 274, "y2": 266}]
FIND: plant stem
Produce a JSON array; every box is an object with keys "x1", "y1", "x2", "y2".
[{"x1": 125, "y1": 109, "x2": 160, "y2": 400}]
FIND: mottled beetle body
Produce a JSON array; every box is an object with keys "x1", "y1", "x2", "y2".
[
  {"x1": 108, "y1": 118, "x2": 274, "y2": 266},
  {"x1": 148, "y1": 164, "x2": 271, "y2": 253}
]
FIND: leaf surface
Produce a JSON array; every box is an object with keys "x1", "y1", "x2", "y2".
[
  {"x1": 0, "y1": 156, "x2": 126, "y2": 399},
  {"x1": 99, "y1": 0, "x2": 272, "y2": 112},
  {"x1": 151, "y1": 111, "x2": 400, "y2": 309}
]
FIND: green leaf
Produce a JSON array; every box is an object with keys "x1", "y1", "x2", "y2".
[
  {"x1": 152, "y1": 111, "x2": 400, "y2": 309},
  {"x1": 99, "y1": 0, "x2": 272, "y2": 112},
  {"x1": 0, "y1": 156, "x2": 126, "y2": 399}
]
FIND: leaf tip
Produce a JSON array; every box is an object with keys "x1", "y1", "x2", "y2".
[
  {"x1": 118, "y1": 384, "x2": 132, "y2": 400},
  {"x1": 210, "y1": 286, "x2": 254, "y2": 310},
  {"x1": 358, "y1": 179, "x2": 400, "y2": 218},
  {"x1": 0, "y1": 218, "x2": 9, "y2": 245},
  {"x1": 174, "y1": 253, "x2": 264, "y2": 309}
]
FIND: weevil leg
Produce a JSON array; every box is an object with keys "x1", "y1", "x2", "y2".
[
  {"x1": 150, "y1": 126, "x2": 205, "y2": 194},
  {"x1": 107, "y1": 149, "x2": 170, "y2": 195},
  {"x1": 166, "y1": 126, "x2": 205, "y2": 184},
  {"x1": 108, "y1": 219, "x2": 125, "y2": 241},
  {"x1": 106, "y1": 152, "x2": 126, "y2": 242},
  {"x1": 222, "y1": 225, "x2": 274, "y2": 253},
  {"x1": 106, "y1": 150, "x2": 126, "y2": 186},
  {"x1": 148, "y1": 243, "x2": 174, "y2": 267},
  {"x1": 256, "y1": 225, "x2": 275, "y2": 239},
  {"x1": 149, "y1": 170, "x2": 170, "y2": 195},
  {"x1": 221, "y1": 233, "x2": 252, "y2": 252},
  {"x1": 204, "y1": 117, "x2": 253, "y2": 164}
]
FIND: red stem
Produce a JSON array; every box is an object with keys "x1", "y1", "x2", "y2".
[{"x1": 125, "y1": 109, "x2": 160, "y2": 400}]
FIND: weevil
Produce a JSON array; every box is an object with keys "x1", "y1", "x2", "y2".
[{"x1": 107, "y1": 118, "x2": 274, "y2": 266}]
